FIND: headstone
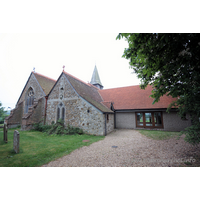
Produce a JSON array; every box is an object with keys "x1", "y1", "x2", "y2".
[
  {"x1": 3, "y1": 123, "x2": 8, "y2": 143},
  {"x1": 13, "y1": 130, "x2": 20, "y2": 153}
]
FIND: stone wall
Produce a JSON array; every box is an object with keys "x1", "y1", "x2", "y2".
[
  {"x1": 105, "y1": 114, "x2": 114, "y2": 134},
  {"x1": 46, "y1": 73, "x2": 107, "y2": 135},
  {"x1": 6, "y1": 102, "x2": 23, "y2": 128},
  {"x1": 7, "y1": 73, "x2": 46, "y2": 128},
  {"x1": 21, "y1": 97, "x2": 45, "y2": 130},
  {"x1": 18, "y1": 73, "x2": 45, "y2": 114}
]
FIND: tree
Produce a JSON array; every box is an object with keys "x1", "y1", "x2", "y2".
[
  {"x1": 117, "y1": 33, "x2": 200, "y2": 145},
  {"x1": 0, "y1": 102, "x2": 7, "y2": 124}
]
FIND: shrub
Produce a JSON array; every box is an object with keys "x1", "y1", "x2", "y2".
[
  {"x1": 33, "y1": 122, "x2": 52, "y2": 132},
  {"x1": 47, "y1": 119, "x2": 84, "y2": 135},
  {"x1": 33, "y1": 119, "x2": 84, "y2": 135},
  {"x1": 182, "y1": 122, "x2": 200, "y2": 145}
]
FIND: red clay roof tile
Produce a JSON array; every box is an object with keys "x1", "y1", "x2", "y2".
[{"x1": 99, "y1": 85, "x2": 177, "y2": 110}]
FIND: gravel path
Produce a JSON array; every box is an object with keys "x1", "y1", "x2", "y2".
[{"x1": 42, "y1": 129, "x2": 200, "y2": 167}]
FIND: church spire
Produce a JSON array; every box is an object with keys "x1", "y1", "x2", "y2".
[{"x1": 90, "y1": 65, "x2": 104, "y2": 90}]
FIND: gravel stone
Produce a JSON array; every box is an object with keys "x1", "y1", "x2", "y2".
[{"x1": 42, "y1": 129, "x2": 200, "y2": 167}]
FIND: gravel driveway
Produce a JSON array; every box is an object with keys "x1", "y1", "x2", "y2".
[{"x1": 42, "y1": 129, "x2": 200, "y2": 167}]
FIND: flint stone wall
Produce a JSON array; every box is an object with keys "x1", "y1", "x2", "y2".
[
  {"x1": 7, "y1": 73, "x2": 46, "y2": 129},
  {"x1": 6, "y1": 102, "x2": 23, "y2": 128},
  {"x1": 105, "y1": 114, "x2": 114, "y2": 134},
  {"x1": 46, "y1": 73, "x2": 110, "y2": 136},
  {"x1": 18, "y1": 73, "x2": 45, "y2": 113},
  {"x1": 21, "y1": 97, "x2": 45, "y2": 130}
]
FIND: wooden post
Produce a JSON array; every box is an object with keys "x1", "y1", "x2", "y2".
[
  {"x1": 13, "y1": 130, "x2": 20, "y2": 153},
  {"x1": 3, "y1": 123, "x2": 8, "y2": 143}
]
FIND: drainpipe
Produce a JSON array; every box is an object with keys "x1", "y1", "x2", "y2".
[
  {"x1": 44, "y1": 96, "x2": 48, "y2": 125},
  {"x1": 105, "y1": 113, "x2": 107, "y2": 136}
]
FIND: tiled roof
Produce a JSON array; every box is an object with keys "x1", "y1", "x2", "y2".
[
  {"x1": 33, "y1": 72, "x2": 56, "y2": 95},
  {"x1": 63, "y1": 71, "x2": 113, "y2": 113},
  {"x1": 101, "y1": 101, "x2": 112, "y2": 109},
  {"x1": 99, "y1": 85, "x2": 177, "y2": 110}
]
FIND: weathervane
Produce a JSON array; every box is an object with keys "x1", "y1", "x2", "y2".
[
  {"x1": 33, "y1": 67, "x2": 35, "y2": 72},
  {"x1": 63, "y1": 65, "x2": 65, "y2": 72}
]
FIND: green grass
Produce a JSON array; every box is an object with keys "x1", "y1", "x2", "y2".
[
  {"x1": 0, "y1": 128, "x2": 105, "y2": 167},
  {"x1": 138, "y1": 129, "x2": 182, "y2": 140}
]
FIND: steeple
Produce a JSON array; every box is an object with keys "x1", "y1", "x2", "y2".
[{"x1": 90, "y1": 65, "x2": 104, "y2": 90}]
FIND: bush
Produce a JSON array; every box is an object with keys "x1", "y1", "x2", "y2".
[
  {"x1": 33, "y1": 119, "x2": 84, "y2": 135},
  {"x1": 33, "y1": 122, "x2": 52, "y2": 132},
  {"x1": 182, "y1": 122, "x2": 200, "y2": 145}
]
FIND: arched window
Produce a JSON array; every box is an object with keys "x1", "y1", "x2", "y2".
[
  {"x1": 57, "y1": 102, "x2": 65, "y2": 121},
  {"x1": 25, "y1": 88, "x2": 34, "y2": 113}
]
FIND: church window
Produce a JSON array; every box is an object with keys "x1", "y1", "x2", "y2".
[
  {"x1": 57, "y1": 102, "x2": 65, "y2": 121},
  {"x1": 57, "y1": 107, "x2": 60, "y2": 121},
  {"x1": 25, "y1": 87, "x2": 34, "y2": 113},
  {"x1": 62, "y1": 107, "x2": 65, "y2": 120}
]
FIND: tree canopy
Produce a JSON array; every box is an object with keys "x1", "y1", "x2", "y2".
[{"x1": 117, "y1": 33, "x2": 200, "y2": 144}]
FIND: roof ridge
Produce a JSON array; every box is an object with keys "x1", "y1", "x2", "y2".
[
  {"x1": 97, "y1": 89, "x2": 104, "y2": 102},
  {"x1": 87, "y1": 83, "x2": 100, "y2": 90},
  {"x1": 102, "y1": 85, "x2": 141, "y2": 91},
  {"x1": 33, "y1": 72, "x2": 56, "y2": 82}
]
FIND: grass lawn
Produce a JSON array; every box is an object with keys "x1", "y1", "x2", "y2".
[
  {"x1": 138, "y1": 129, "x2": 182, "y2": 140},
  {"x1": 0, "y1": 128, "x2": 105, "y2": 167}
]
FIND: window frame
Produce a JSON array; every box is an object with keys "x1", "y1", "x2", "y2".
[{"x1": 135, "y1": 111, "x2": 163, "y2": 128}]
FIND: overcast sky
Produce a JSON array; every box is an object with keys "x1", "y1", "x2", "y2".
[{"x1": 0, "y1": 33, "x2": 141, "y2": 109}]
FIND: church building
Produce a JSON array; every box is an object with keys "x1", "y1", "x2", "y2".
[{"x1": 6, "y1": 66, "x2": 192, "y2": 135}]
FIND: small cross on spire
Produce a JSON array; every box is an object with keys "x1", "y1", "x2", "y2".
[
  {"x1": 33, "y1": 67, "x2": 35, "y2": 73},
  {"x1": 63, "y1": 65, "x2": 65, "y2": 72}
]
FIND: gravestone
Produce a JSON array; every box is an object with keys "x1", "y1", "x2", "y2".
[
  {"x1": 13, "y1": 130, "x2": 20, "y2": 153},
  {"x1": 3, "y1": 123, "x2": 8, "y2": 143}
]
